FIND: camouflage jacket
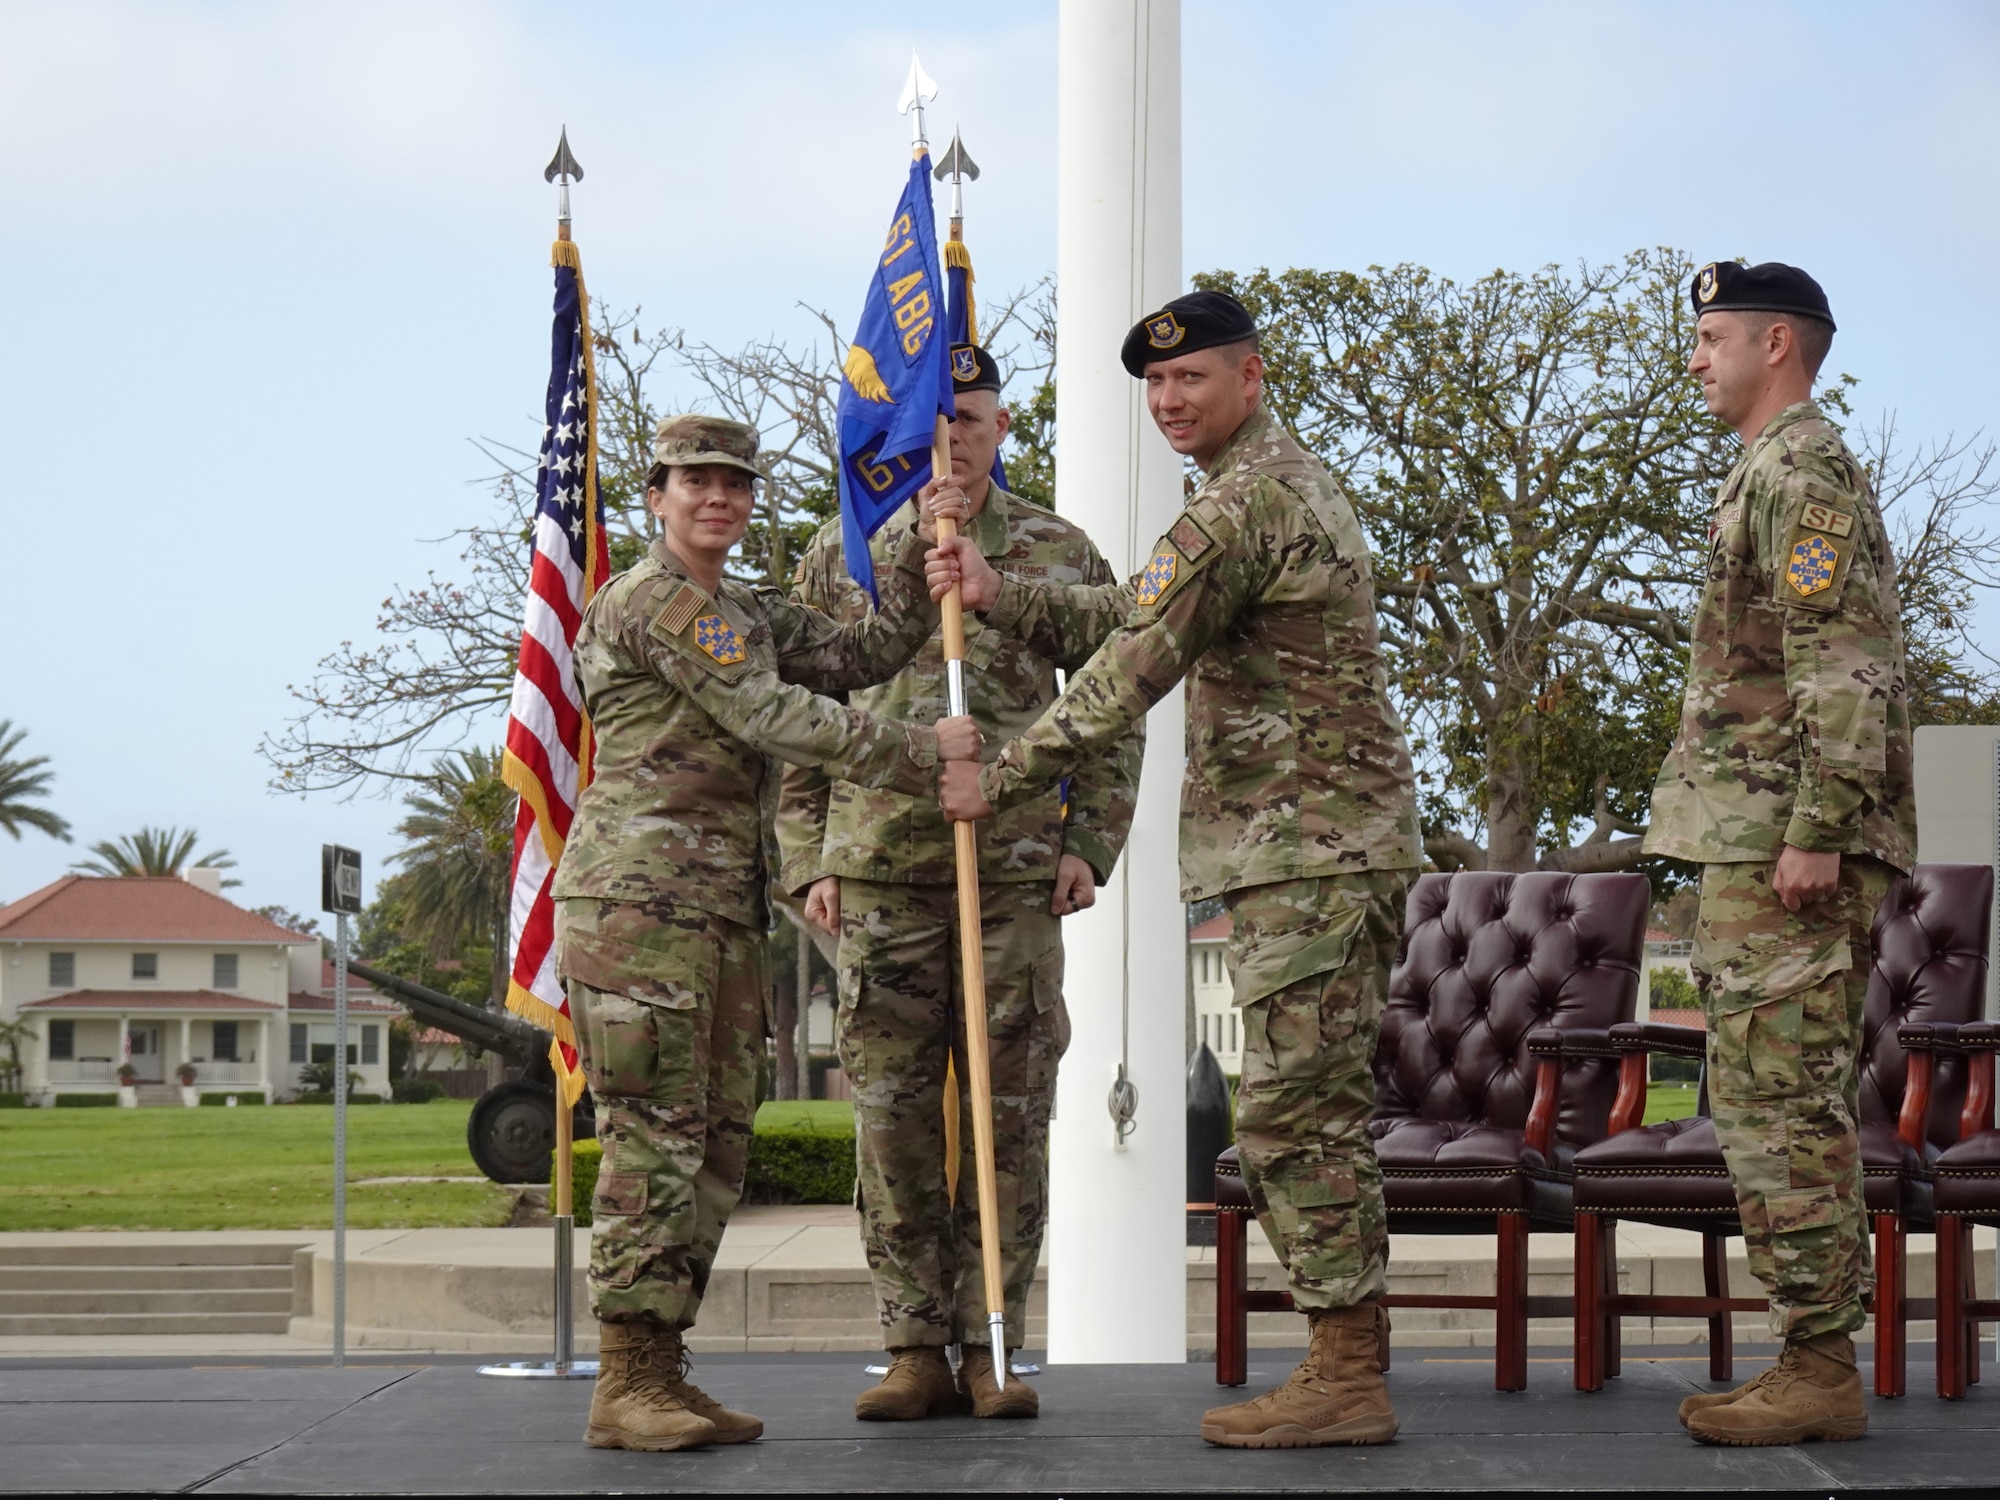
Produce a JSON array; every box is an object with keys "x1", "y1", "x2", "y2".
[
  {"x1": 1644, "y1": 401, "x2": 1914, "y2": 869},
  {"x1": 775, "y1": 488, "x2": 1143, "y2": 891},
  {"x1": 553, "y1": 537, "x2": 942, "y2": 927},
  {"x1": 975, "y1": 405, "x2": 1421, "y2": 901}
]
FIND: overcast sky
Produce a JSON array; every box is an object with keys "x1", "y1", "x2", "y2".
[{"x1": 1, "y1": 0, "x2": 1994, "y2": 919}]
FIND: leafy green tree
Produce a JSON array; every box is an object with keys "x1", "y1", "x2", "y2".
[
  {"x1": 74, "y1": 826, "x2": 238, "y2": 885},
  {"x1": 386, "y1": 749, "x2": 515, "y2": 1006},
  {"x1": 0, "y1": 722, "x2": 71, "y2": 843},
  {"x1": 0, "y1": 1016, "x2": 32, "y2": 1091},
  {"x1": 1202, "y1": 250, "x2": 2000, "y2": 872}
]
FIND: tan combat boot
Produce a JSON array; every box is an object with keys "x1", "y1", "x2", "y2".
[
  {"x1": 1200, "y1": 1302, "x2": 1399, "y2": 1448},
  {"x1": 584, "y1": 1319, "x2": 719, "y2": 1451},
  {"x1": 1676, "y1": 1361, "x2": 1788, "y2": 1428},
  {"x1": 650, "y1": 1328, "x2": 764, "y2": 1444},
  {"x1": 959, "y1": 1344, "x2": 1038, "y2": 1419},
  {"x1": 1684, "y1": 1331, "x2": 1867, "y2": 1446},
  {"x1": 854, "y1": 1347, "x2": 971, "y2": 1421}
]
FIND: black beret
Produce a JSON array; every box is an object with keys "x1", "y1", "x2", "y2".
[
  {"x1": 1120, "y1": 290, "x2": 1258, "y2": 376},
  {"x1": 949, "y1": 343, "x2": 1003, "y2": 395},
  {"x1": 1691, "y1": 261, "x2": 1836, "y2": 333}
]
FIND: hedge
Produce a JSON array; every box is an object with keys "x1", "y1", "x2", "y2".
[
  {"x1": 288, "y1": 1092, "x2": 386, "y2": 1105},
  {"x1": 0, "y1": 1093, "x2": 24, "y2": 1109},
  {"x1": 54, "y1": 1093, "x2": 119, "y2": 1107},
  {"x1": 391, "y1": 1078, "x2": 446, "y2": 1104},
  {"x1": 565, "y1": 1127, "x2": 855, "y2": 1226},
  {"x1": 199, "y1": 1092, "x2": 267, "y2": 1105}
]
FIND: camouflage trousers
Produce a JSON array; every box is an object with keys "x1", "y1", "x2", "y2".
[
  {"x1": 556, "y1": 897, "x2": 766, "y2": 1332},
  {"x1": 1226, "y1": 870, "x2": 1410, "y2": 1312},
  {"x1": 835, "y1": 878, "x2": 1068, "y2": 1350},
  {"x1": 1695, "y1": 856, "x2": 1895, "y2": 1341}
]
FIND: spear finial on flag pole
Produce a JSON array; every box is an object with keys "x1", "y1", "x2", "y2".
[
  {"x1": 544, "y1": 126, "x2": 584, "y2": 240},
  {"x1": 934, "y1": 126, "x2": 980, "y2": 242},
  {"x1": 898, "y1": 52, "x2": 938, "y2": 157}
]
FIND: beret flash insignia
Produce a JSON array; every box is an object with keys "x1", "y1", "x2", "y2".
[
  {"x1": 693, "y1": 613, "x2": 747, "y2": 665},
  {"x1": 951, "y1": 346, "x2": 980, "y2": 383},
  {"x1": 1697, "y1": 263, "x2": 1719, "y2": 304},
  {"x1": 1134, "y1": 549, "x2": 1178, "y2": 606},
  {"x1": 1787, "y1": 535, "x2": 1839, "y2": 596},
  {"x1": 1146, "y1": 311, "x2": 1186, "y2": 350}
]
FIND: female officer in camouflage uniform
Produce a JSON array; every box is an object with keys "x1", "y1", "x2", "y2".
[{"x1": 553, "y1": 415, "x2": 979, "y2": 1452}]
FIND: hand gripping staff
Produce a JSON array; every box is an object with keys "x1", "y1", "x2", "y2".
[{"x1": 900, "y1": 52, "x2": 1010, "y2": 1390}]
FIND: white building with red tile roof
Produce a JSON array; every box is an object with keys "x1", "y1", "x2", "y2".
[
  {"x1": 1188, "y1": 912, "x2": 1240, "y2": 1072},
  {"x1": 0, "y1": 871, "x2": 400, "y2": 1104}
]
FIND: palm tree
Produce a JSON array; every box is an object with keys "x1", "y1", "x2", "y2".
[
  {"x1": 390, "y1": 749, "x2": 516, "y2": 1005},
  {"x1": 73, "y1": 826, "x2": 239, "y2": 886},
  {"x1": 0, "y1": 722, "x2": 72, "y2": 842}
]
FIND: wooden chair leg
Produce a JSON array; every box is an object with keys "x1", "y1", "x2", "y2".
[
  {"x1": 1495, "y1": 1213, "x2": 1528, "y2": 1392},
  {"x1": 1938, "y1": 1213, "x2": 1966, "y2": 1399},
  {"x1": 1872, "y1": 1212, "x2": 1904, "y2": 1398},
  {"x1": 1702, "y1": 1232, "x2": 1733, "y2": 1384},
  {"x1": 1601, "y1": 1216, "x2": 1623, "y2": 1380},
  {"x1": 1216, "y1": 1208, "x2": 1248, "y2": 1387},
  {"x1": 1966, "y1": 1222, "x2": 1982, "y2": 1388},
  {"x1": 1574, "y1": 1211, "x2": 1604, "y2": 1392}
]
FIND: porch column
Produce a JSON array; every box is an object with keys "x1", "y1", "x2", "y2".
[
  {"x1": 119, "y1": 1014, "x2": 130, "y2": 1069},
  {"x1": 179, "y1": 1016, "x2": 193, "y2": 1071}
]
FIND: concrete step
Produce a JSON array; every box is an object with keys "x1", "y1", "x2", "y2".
[
  {"x1": 0, "y1": 1264, "x2": 292, "y2": 1291},
  {"x1": 0, "y1": 1241, "x2": 305, "y2": 1267},
  {"x1": 0, "y1": 1288, "x2": 294, "y2": 1316},
  {"x1": 133, "y1": 1084, "x2": 182, "y2": 1105},
  {"x1": 0, "y1": 1311, "x2": 292, "y2": 1336}
]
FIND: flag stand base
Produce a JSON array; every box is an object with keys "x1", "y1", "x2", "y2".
[{"x1": 477, "y1": 1212, "x2": 595, "y2": 1380}]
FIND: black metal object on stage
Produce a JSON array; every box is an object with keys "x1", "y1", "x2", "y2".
[{"x1": 1186, "y1": 1042, "x2": 1231, "y2": 1203}]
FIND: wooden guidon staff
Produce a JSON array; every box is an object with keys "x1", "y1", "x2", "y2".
[{"x1": 928, "y1": 415, "x2": 1010, "y2": 1388}]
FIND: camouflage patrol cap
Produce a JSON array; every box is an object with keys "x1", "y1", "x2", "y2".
[{"x1": 651, "y1": 414, "x2": 762, "y2": 476}]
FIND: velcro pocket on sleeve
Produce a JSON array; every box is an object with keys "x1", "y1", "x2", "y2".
[
  {"x1": 1231, "y1": 903, "x2": 1366, "y2": 1009},
  {"x1": 557, "y1": 929, "x2": 703, "y2": 1010}
]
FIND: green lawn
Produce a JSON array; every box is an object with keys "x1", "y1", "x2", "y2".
[
  {"x1": 1644, "y1": 1084, "x2": 1701, "y2": 1124},
  {"x1": 754, "y1": 1100, "x2": 854, "y2": 1134},
  {"x1": 0, "y1": 1100, "x2": 512, "y2": 1232}
]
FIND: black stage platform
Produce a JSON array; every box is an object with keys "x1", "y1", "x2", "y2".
[{"x1": 4, "y1": 1348, "x2": 1996, "y2": 1494}]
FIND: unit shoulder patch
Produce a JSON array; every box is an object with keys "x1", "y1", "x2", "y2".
[
  {"x1": 1786, "y1": 535, "x2": 1840, "y2": 597},
  {"x1": 1134, "y1": 549, "x2": 1178, "y2": 607},
  {"x1": 692, "y1": 613, "x2": 747, "y2": 665}
]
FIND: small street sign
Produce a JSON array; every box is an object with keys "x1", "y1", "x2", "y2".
[{"x1": 321, "y1": 845, "x2": 362, "y2": 915}]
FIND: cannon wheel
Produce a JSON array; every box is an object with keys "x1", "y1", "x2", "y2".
[{"x1": 467, "y1": 1082, "x2": 557, "y2": 1184}]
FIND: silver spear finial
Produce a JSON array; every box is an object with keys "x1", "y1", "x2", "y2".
[
  {"x1": 544, "y1": 126, "x2": 584, "y2": 230},
  {"x1": 897, "y1": 51, "x2": 939, "y2": 155},
  {"x1": 933, "y1": 126, "x2": 980, "y2": 224}
]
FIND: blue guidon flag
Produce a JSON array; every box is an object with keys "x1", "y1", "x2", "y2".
[{"x1": 835, "y1": 153, "x2": 957, "y2": 600}]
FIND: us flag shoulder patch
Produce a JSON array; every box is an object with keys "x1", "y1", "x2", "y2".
[{"x1": 652, "y1": 581, "x2": 706, "y2": 638}]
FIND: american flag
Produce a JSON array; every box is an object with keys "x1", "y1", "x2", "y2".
[{"x1": 499, "y1": 237, "x2": 608, "y2": 1109}]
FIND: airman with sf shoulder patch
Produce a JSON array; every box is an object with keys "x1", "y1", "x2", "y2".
[
  {"x1": 925, "y1": 290, "x2": 1420, "y2": 1448},
  {"x1": 552, "y1": 414, "x2": 979, "y2": 1453},
  {"x1": 1646, "y1": 262, "x2": 1914, "y2": 1447}
]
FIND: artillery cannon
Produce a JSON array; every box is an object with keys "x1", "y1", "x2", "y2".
[{"x1": 346, "y1": 960, "x2": 593, "y2": 1185}]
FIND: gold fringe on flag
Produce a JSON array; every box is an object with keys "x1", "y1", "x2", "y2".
[{"x1": 942, "y1": 238, "x2": 978, "y2": 346}]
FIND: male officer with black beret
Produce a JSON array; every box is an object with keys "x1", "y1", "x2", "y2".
[
  {"x1": 926, "y1": 289, "x2": 1420, "y2": 1447},
  {"x1": 780, "y1": 344, "x2": 1141, "y2": 1422},
  {"x1": 1646, "y1": 262, "x2": 1913, "y2": 1445}
]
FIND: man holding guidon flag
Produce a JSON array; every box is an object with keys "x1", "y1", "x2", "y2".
[{"x1": 780, "y1": 129, "x2": 1142, "y2": 1421}]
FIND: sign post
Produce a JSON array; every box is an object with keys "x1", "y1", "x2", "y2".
[{"x1": 320, "y1": 845, "x2": 362, "y2": 1369}]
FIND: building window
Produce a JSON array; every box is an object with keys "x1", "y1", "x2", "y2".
[
  {"x1": 290, "y1": 1023, "x2": 308, "y2": 1064},
  {"x1": 1228, "y1": 1012, "x2": 1239, "y2": 1054},
  {"x1": 212, "y1": 1021, "x2": 239, "y2": 1062},
  {"x1": 48, "y1": 952, "x2": 74, "y2": 988},
  {"x1": 361, "y1": 1026, "x2": 379, "y2": 1066},
  {"x1": 213, "y1": 954, "x2": 239, "y2": 989},
  {"x1": 132, "y1": 953, "x2": 158, "y2": 981},
  {"x1": 48, "y1": 1020, "x2": 75, "y2": 1060}
]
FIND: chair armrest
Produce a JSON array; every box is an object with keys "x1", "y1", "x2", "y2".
[
  {"x1": 1900, "y1": 1021, "x2": 1978, "y2": 1052},
  {"x1": 1609, "y1": 1021, "x2": 1706, "y2": 1060},
  {"x1": 1526, "y1": 1027, "x2": 1619, "y2": 1059},
  {"x1": 1960, "y1": 1022, "x2": 2000, "y2": 1050}
]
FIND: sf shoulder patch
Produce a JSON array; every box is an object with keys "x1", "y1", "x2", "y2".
[
  {"x1": 1786, "y1": 535, "x2": 1840, "y2": 597},
  {"x1": 1169, "y1": 513, "x2": 1215, "y2": 562},
  {"x1": 1134, "y1": 549, "x2": 1178, "y2": 606},
  {"x1": 1798, "y1": 499, "x2": 1854, "y2": 538},
  {"x1": 693, "y1": 613, "x2": 747, "y2": 665}
]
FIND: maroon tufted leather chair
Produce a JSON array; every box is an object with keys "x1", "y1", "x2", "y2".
[
  {"x1": 1569, "y1": 863, "x2": 1992, "y2": 1399},
  {"x1": 1213, "y1": 871, "x2": 1648, "y2": 1392},
  {"x1": 1924, "y1": 1020, "x2": 2000, "y2": 1397}
]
